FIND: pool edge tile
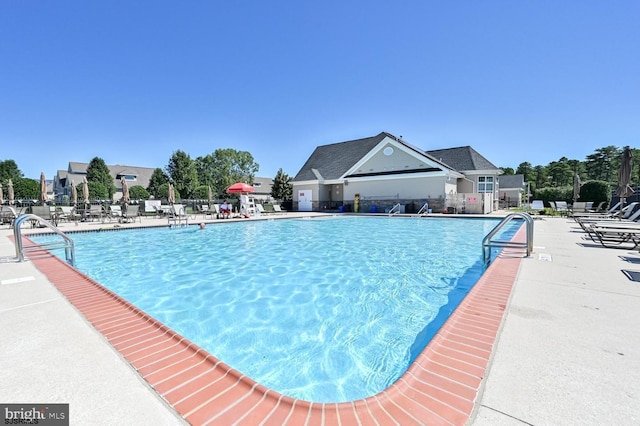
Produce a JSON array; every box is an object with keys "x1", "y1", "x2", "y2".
[{"x1": 28, "y1": 222, "x2": 527, "y2": 425}]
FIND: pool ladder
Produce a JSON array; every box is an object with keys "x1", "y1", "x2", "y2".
[
  {"x1": 482, "y1": 212, "x2": 533, "y2": 266},
  {"x1": 13, "y1": 214, "x2": 75, "y2": 265},
  {"x1": 388, "y1": 203, "x2": 401, "y2": 216},
  {"x1": 415, "y1": 203, "x2": 429, "y2": 216}
]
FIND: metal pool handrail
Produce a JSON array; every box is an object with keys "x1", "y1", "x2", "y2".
[
  {"x1": 482, "y1": 212, "x2": 533, "y2": 266},
  {"x1": 13, "y1": 214, "x2": 75, "y2": 265},
  {"x1": 416, "y1": 202, "x2": 429, "y2": 216},
  {"x1": 388, "y1": 203, "x2": 401, "y2": 216}
]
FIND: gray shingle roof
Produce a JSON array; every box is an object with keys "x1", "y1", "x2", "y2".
[
  {"x1": 292, "y1": 132, "x2": 457, "y2": 182},
  {"x1": 292, "y1": 133, "x2": 388, "y2": 181},
  {"x1": 426, "y1": 146, "x2": 499, "y2": 171}
]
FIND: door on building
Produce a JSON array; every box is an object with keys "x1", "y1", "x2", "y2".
[{"x1": 298, "y1": 190, "x2": 312, "y2": 211}]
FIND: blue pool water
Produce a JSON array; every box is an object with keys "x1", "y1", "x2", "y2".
[{"x1": 32, "y1": 216, "x2": 519, "y2": 402}]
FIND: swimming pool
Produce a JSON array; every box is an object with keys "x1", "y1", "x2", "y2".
[{"x1": 32, "y1": 216, "x2": 519, "y2": 403}]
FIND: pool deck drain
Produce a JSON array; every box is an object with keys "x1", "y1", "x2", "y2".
[{"x1": 18, "y1": 223, "x2": 526, "y2": 426}]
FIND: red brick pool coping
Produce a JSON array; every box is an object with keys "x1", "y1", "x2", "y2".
[{"x1": 23, "y1": 225, "x2": 525, "y2": 425}]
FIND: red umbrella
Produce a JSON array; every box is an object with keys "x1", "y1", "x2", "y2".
[{"x1": 226, "y1": 182, "x2": 255, "y2": 194}]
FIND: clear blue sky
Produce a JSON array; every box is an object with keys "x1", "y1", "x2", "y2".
[{"x1": 1, "y1": 1, "x2": 639, "y2": 180}]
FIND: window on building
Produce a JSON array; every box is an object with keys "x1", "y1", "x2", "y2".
[
  {"x1": 117, "y1": 174, "x2": 137, "y2": 181},
  {"x1": 478, "y1": 176, "x2": 494, "y2": 193}
]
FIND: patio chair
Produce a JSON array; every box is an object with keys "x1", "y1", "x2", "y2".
[
  {"x1": 256, "y1": 204, "x2": 271, "y2": 215},
  {"x1": 272, "y1": 204, "x2": 285, "y2": 214},
  {"x1": 199, "y1": 204, "x2": 212, "y2": 219},
  {"x1": 571, "y1": 201, "x2": 622, "y2": 220},
  {"x1": 121, "y1": 204, "x2": 140, "y2": 223},
  {"x1": 86, "y1": 204, "x2": 103, "y2": 222},
  {"x1": 55, "y1": 206, "x2": 81, "y2": 224},
  {"x1": 530, "y1": 200, "x2": 544, "y2": 212},
  {"x1": 577, "y1": 207, "x2": 640, "y2": 232},
  {"x1": 30, "y1": 205, "x2": 56, "y2": 227},
  {"x1": 585, "y1": 223, "x2": 640, "y2": 249},
  {"x1": 555, "y1": 201, "x2": 569, "y2": 216},
  {"x1": 0, "y1": 206, "x2": 19, "y2": 226},
  {"x1": 167, "y1": 204, "x2": 188, "y2": 226},
  {"x1": 108, "y1": 205, "x2": 123, "y2": 222}
]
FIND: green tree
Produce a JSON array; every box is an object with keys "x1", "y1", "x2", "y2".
[
  {"x1": 567, "y1": 159, "x2": 585, "y2": 176},
  {"x1": 166, "y1": 150, "x2": 198, "y2": 199},
  {"x1": 129, "y1": 185, "x2": 149, "y2": 200},
  {"x1": 547, "y1": 158, "x2": 573, "y2": 187},
  {"x1": 500, "y1": 167, "x2": 515, "y2": 175},
  {"x1": 585, "y1": 146, "x2": 618, "y2": 183},
  {"x1": 157, "y1": 182, "x2": 180, "y2": 201},
  {"x1": 194, "y1": 155, "x2": 217, "y2": 190},
  {"x1": 632, "y1": 148, "x2": 640, "y2": 189},
  {"x1": 86, "y1": 157, "x2": 115, "y2": 199},
  {"x1": 271, "y1": 168, "x2": 292, "y2": 201},
  {"x1": 192, "y1": 185, "x2": 211, "y2": 200},
  {"x1": 147, "y1": 168, "x2": 168, "y2": 198},
  {"x1": 87, "y1": 181, "x2": 108, "y2": 200},
  {"x1": 0, "y1": 159, "x2": 23, "y2": 182},
  {"x1": 580, "y1": 180, "x2": 611, "y2": 207},
  {"x1": 533, "y1": 165, "x2": 547, "y2": 190},
  {"x1": 516, "y1": 162, "x2": 535, "y2": 182},
  {"x1": 12, "y1": 177, "x2": 39, "y2": 199},
  {"x1": 196, "y1": 149, "x2": 259, "y2": 197}
]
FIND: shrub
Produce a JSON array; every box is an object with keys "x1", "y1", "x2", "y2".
[
  {"x1": 157, "y1": 183, "x2": 181, "y2": 201},
  {"x1": 192, "y1": 185, "x2": 211, "y2": 200},
  {"x1": 533, "y1": 185, "x2": 573, "y2": 205},
  {"x1": 129, "y1": 185, "x2": 149, "y2": 200},
  {"x1": 579, "y1": 180, "x2": 611, "y2": 207}
]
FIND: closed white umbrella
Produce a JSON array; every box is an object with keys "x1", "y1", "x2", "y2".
[
  {"x1": 121, "y1": 177, "x2": 130, "y2": 204},
  {"x1": 7, "y1": 179, "x2": 14, "y2": 205},
  {"x1": 82, "y1": 178, "x2": 90, "y2": 205},
  {"x1": 168, "y1": 183, "x2": 175, "y2": 204},
  {"x1": 71, "y1": 181, "x2": 78, "y2": 206},
  {"x1": 39, "y1": 172, "x2": 47, "y2": 204}
]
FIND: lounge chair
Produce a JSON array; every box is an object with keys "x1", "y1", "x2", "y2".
[
  {"x1": 586, "y1": 223, "x2": 640, "y2": 249},
  {"x1": 577, "y1": 208, "x2": 640, "y2": 232},
  {"x1": 530, "y1": 200, "x2": 544, "y2": 212},
  {"x1": 0, "y1": 206, "x2": 18, "y2": 226},
  {"x1": 554, "y1": 201, "x2": 569, "y2": 216},
  {"x1": 107, "y1": 205, "x2": 123, "y2": 222},
  {"x1": 167, "y1": 204, "x2": 188, "y2": 226},
  {"x1": 121, "y1": 205, "x2": 140, "y2": 223},
  {"x1": 272, "y1": 204, "x2": 285, "y2": 214},
  {"x1": 55, "y1": 206, "x2": 81, "y2": 224},
  {"x1": 571, "y1": 201, "x2": 622, "y2": 220},
  {"x1": 256, "y1": 204, "x2": 271, "y2": 215},
  {"x1": 30, "y1": 205, "x2": 56, "y2": 226},
  {"x1": 86, "y1": 204, "x2": 103, "y2": 222},
  {"x1": 199, "y1": 204, "x2": 212, "y2": 219},
  {"x1": 571, "y1": 202, "x2": 589, "y2": 213},
  {"x1": 574, "y1": 204, "x2": 639, "y2": 232}
]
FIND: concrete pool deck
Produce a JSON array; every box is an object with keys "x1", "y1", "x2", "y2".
[{"x1": 1, "y1": 212, "x2": 639, "y2": 424}]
